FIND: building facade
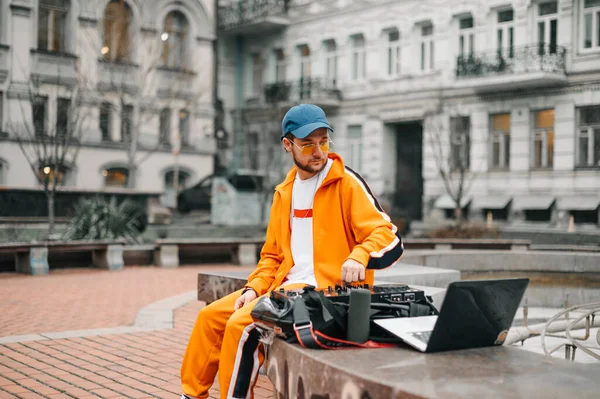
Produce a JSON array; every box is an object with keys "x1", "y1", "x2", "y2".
[
  {"x1": 0, "y1": 0, "x2": 216, "y2": 204},
  {"x1": 217, "y1": 0, "x2": 600, "y2": 227}
]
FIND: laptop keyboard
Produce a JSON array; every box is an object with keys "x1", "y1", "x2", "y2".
[{"x1": 411, "y1": 331, "x2": 432, "y2": 344}]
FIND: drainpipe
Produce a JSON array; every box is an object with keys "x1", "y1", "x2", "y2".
[
  {"x1": 213, "y1": 0, "x2": 219, "y2": 173},
  {"x1": 232, "y1": 34, "x2": 244, "y2": 173}
]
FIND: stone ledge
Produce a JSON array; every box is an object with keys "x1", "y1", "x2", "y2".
[{"x1": 266, "y1": 339, "x2": 600, "y2": 398}]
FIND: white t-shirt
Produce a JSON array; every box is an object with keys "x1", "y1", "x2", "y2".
[{"x1": 285, "y1": 159, "x2": 333, "y2": 286}]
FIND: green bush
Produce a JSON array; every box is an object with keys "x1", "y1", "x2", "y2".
[
  {"x1": 63, "y1": 197, "x2": 146, "y2": 242},
  {"x1": 426, "y1": 223, "x2": 500, "y2": 239}
]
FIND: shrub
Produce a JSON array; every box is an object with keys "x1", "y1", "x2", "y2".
[
  {"x1": 426, "y1": 223, "x2": 500, "y2": 239},
  {"x1": 63, "y1": 197, "x2": 146, "y2": 242}
]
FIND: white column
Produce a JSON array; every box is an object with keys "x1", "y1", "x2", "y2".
[
  {"x1": 554, "y1": 102, "x2": 575, "y2": 171},
  {"x1": 363, "y1": 117, "x2": 385, "y2": 196},
  {"x1": 510, "y1": 107, "x2": 530, "y2": 172},
  {"x1": 111, "y1": 106, "x2": 121, "y2": 142},
  {"x1": 513, "y1": 4, "x2": 529, "y2": 47},
  {"x1": 9, "y1": 4, "x2": 32, "y2": 83},
  {"x1": 6, "y1": 4, "x2": 33, "y2": 131},
  {"x1": 471, "y1": 110, "x2": 489, "y2": 174}
]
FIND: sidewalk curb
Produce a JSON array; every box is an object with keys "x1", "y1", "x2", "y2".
[{"x1": 0, "y1": 290, "x2": 197, "y2": 344}]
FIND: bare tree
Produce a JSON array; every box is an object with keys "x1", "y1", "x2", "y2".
[
  {"x1": 242, "y1": 105, "x2": 290, "y2": 225},
  {"x1": 424, "y1": 102, "x2": 479, "y2": 223},
  {"x1": 7, "y1": 68, "x2": 93, "y2": 237},
  {"x1": 92, "y1": 1, "x2": 210, "y2": 189}
]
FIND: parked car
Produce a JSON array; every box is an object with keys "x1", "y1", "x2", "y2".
[{"x1": 177, "y1": 170, "x2": 265, "y2": 213}]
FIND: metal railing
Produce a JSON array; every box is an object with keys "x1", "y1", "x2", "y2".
[
  {"x1": 218, "y1": 0, "x2": 291, "y2": 31},
  {"x1": 456, "y1": 43, "x2": 566, "y2": 78},
  {"x1": 541, "y1": 302, "x2": 600, "y2": 362},
  {"x1": 263, "y1": 78, "x2": 341, "y2": 104}
]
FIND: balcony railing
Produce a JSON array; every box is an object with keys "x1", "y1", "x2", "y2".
[
  {"x1": 263, "y1": 78, "x2": 341, "y2": 105},
  {"x1": 456, "y1": 43, "x2": 566, "y2": 78},
  {"x1": 219, "y1": 0, "x2": 290, "y2": 32}
]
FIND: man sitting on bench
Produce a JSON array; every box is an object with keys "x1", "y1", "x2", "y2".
[{"x1": 180, "y1": 104, "x2": 404, "y2": 399}]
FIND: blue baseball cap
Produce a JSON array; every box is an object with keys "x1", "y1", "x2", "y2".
[{"x1": 281, "y1": 104, "x2": 333, "y2": 140}]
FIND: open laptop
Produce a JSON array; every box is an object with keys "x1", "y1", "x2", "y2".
[{"x1": 374, "y1": 278, "x2": 529, "y2": 353}]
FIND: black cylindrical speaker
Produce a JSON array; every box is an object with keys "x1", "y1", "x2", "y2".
[{"x1": 347, "y1": 288, "x2": 371, "y2": 343}]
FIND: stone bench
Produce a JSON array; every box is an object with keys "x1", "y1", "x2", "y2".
[
  {"x1": 0, "y1": 240, "x2": 125, "y2": 275},
  {"x1": 265, "y1": 336, "x2": 599, "y2": 398},
  {"x1": 154, "y1": 238, "x2": 265, "y2": 268},
  {"x1": 196, "y1": 270, "x2": 599, "y2": 399}
]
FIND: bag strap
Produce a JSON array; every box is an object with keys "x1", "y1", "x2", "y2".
[
  {"x1": 292, "y1": 297, "x2": 324, "y2": 349},
  {"x1": 292, "y1": 296, "x2": 395, "y2": 349},
  {"x1": 303, "y1": 289, "x2": 346, "y2": 331}
]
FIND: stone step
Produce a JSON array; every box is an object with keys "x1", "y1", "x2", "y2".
[{"x1": 375, "y1": 263, "x2": 461, "y2": 289}]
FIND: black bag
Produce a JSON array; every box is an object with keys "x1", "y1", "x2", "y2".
[{"x1": 251, "y1": 286, "x2": 438, "y2": 349}]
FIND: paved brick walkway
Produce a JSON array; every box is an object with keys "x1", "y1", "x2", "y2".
[{"x1": 0, "y1": 266, "x2": 275, "y2": 399}]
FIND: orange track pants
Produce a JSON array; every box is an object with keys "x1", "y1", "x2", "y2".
[{"x1": 180, "y1": 288, "x2": 265, "y2": 399}]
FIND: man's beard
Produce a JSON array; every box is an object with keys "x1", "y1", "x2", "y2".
[{"x1": 293, "y1": 154, "x2": 326, "y2": 175}]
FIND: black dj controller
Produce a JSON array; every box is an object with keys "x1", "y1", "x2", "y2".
[{"x1": 317, "y1": 283, "x2": 426, "y2": 304}]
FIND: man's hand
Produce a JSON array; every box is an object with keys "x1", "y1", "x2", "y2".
[
  {"x1": 234, "y1": 289, "x2": 258, "y2": 310},
  {"x1": 341, "y1": 259, "x2": 366, "y2": 283}
]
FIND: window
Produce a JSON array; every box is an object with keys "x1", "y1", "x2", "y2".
[
  {"x1": 251, "y1": 53, "x2": 263, "y2": 97},
  {"x1": 246, "y1": 132, "x2": 259, "y2": 170},
  {"x1": 32, "y1": 96, "x2": 47, "y2": 137},
  {"x1": 39, "y1": 164, "x2": 68, "y2": 186},
  {"x1": 38, "y1": 0, "x2": 69, "y2": 52},
  {"x1": 350, "y1": 34, "x2": 366, "y2": 81},
  {"x1": 386, "y1": 29, "x2": 401, "y2": 77},
  {"x1": 324, "y1": 40, "x2": 337, "y2": 87},
  {"x1": 299, "y1": 45, "x2": 311, "y2": 81},
  {"x1": 497, "y1": 9, "x2": 515, "y2": 59},
  {"x1": 274, "y1": 49, "x2": 286, "y2": 83},
  {"x1": 100, "y1": 102, "x2": 112, "y2": 141},
  {"x1": 159, "y1": 108, "x2": 171, "y2": 145},
  {"x1": 533, "y1": 109, "x2": 554, "y2": 168},
  {"x1": 577, "y1": 106, "x2": 600, "y2": 167},
  {"x1": 537, "y1": 1, "x2": 558, "y2": 55},
  {"x1": 56, "y1": 98, "x2": 70, "y2": 138},
  {"x1": 103, "y1": 0, "x2": 132, "y2": 62},
  {"x1": 420, "y1": 24, "x2": 434, "y2": 71},
  {"x1": 347, "y1": 125, "x2": 362, "y2": 171},
  {"x1": 164, "y1": 170, "x2": 189, "y2": 190},
  {"x1": 490, "y1": 113, "x2": 511, "y2": 169},
  {"x1": 161, "y1": 11, "x2": 189, "y2": 69},
  {"x1": 583, "y1": 0, "x2": 600, "y2": 49},
  {"x1": 103, "y1": 167, "x2": 128, "y2": 187},
  {"x1": 459, "y1": 16, "x2": 474, "y2": 57},
  {"x1": 179, "y1": 110, "x2": 190, "y2": 146},
  {"x1": 298, "y1": 45, "x2": 311, "y2": 99},
  {"x1": 450, "y1": 117, "x2": 470, "y2": 170},
  {"x1": 121, "y1": 104, "x2": 133, "y2": 142}
]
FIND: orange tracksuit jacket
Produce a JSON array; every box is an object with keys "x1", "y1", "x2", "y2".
[{"x1": 181, "y1": 153, "x2": 404, "y2": 399}]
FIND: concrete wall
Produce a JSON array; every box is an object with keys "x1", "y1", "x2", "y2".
[{"x1": 401, "y1": 250, "x2": 600, "y2": 307}]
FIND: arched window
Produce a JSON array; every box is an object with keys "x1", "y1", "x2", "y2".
[
  {"x1": 164, "y1": 169, "x2": 190, "y2": 190},
  {"x1": 161, "y1": 11, "x2": 189, "y2": 69},
  {"x1": 102, "y1": 0, "x2": 132, "y2": 62},
  {"x1": 102, "y1": 167, "x2": 129, "y2": 187},
  {"x1": 38, "y1": 164, "x2": 69, "y2": 186},
  {"x1": 38, "y1": 0, "x2": 70, "y2": 53}
]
